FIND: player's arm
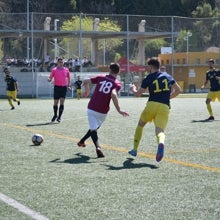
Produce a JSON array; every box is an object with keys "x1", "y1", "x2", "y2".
[
  {"x1": 215, "y1": 71, "x2": 220, "y2": 81},
  {"x1": 67, "y1": 73, "x2": 71, "y2": 89},
  {"x1": 130, "y1": 84, "x2": 147, "y2": 97},
  {"x1": 48, "y1": 70, "x2": 54, "y2": 82},
  {"x1": 111, "y1": 89, "x2": 129, "y2": 117},
  {"x1": 170, "y1": 82, "x2": 181, "y2": 99},
  {"x1": 201, "y1": 80, "x2": 208, "y2": 89},
  {"x1": 82, "y1": 79, "x2": 91, "y2": 98},
  {"x1": 14, "y1": 82, "x2": 19, "y2": 91},
  {"x1": 48, "y1": 75, "x2": 52, "y2": 82}
]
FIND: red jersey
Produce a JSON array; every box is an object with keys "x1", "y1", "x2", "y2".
[{"x1": 88, "y1": 74, "x2": 121, "y2": 114}]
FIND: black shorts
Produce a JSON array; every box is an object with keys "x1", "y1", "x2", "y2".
[{"x1": 54, "y1": 85, "x2": 67, "y2": 99}]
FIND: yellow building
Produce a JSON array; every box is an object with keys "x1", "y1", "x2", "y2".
[{"x1": 158, "y1": 51, "x2": 220, "y2": 92}]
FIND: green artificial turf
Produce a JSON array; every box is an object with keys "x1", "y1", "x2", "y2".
[{"x1": 0, "y1": 96, "x2": 219, "y2": 220}]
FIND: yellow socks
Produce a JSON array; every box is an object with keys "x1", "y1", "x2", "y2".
[
  {"x1": 206, "y1": 103, "x2": 213, "y2": 116},
  {"x1": 8, "y1": 99, "x2": 13, "y2": 107},
  {"x1": 133, "y1": 125, "x2": 143, "y2": 151}
]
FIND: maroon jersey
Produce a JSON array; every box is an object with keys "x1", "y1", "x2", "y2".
[{"x1": 88, "y1": 74, "x2": 121, "y2": 114}]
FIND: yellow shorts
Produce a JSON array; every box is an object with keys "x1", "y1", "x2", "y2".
[
  {"x1": 140, "y1": 101, "x2": 170, "y2": 130},
  {"x1": 207, "y1": 91, "x2": 220, "y2": 102},
  {"x1": 76, "y1": 89, "x2": 82, "y2": 94},
  {"x1": 6, "y1": 90, "x2": 17, "y2": 100}
]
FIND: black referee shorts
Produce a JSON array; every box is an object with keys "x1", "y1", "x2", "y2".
[{"x1": 54, "y1": 85, "x2": 67, "y2": 99}]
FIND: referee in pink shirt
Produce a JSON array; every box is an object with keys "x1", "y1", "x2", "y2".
[{"x1": 48, "y1": 58, "x2": 71, "y2": 122}]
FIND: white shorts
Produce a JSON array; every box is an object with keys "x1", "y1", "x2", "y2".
[{"x1": 87, "y1": 109, "x2": 107, "y2": 130}]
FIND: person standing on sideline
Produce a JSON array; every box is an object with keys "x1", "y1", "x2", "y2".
[
  {"x1": 74, "y1": 75, "x2": 83, "y2": 100},
  {"x1": 4, "y1": 67, "x2": 20, "y2": 110},
  {"x1": 77, "y1": 62, "x2": 129, "y2": 158},
  {"x1": 48, "y1": 58, "x2": 71, "y2": 122},
  {"x1": 201, "y1": 58, "x2": 220, "y2": 121},
  {"x1": 128, "y1": 58, "x2": 181, "y2": 162},
  {"x1": 44, "y1": 53, "x2": 50, "y2": 70}
]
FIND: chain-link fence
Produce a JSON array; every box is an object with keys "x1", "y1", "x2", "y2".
[{"x1": 0, "y1": 13, "x2": 220, "y2": 96}]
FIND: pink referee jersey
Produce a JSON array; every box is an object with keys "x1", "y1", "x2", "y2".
[
  {"x1": 50, "y1": 67, "x2": 70, "y2": 86},
  {"x1": 88, "y1": 74, "x2": 121, "y2": 114}
]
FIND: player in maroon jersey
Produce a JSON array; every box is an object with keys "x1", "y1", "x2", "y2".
[{"x1": 77, "y1": 62, "x2": 129, "y2": 158}]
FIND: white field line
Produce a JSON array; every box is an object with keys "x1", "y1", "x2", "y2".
[{"x1": 0, "y1": 192, "x2": 49, "y2": 220}]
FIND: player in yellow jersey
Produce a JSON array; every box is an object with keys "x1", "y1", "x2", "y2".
[
  {"x1": 128, "y1": 58, "x2": 181, "y2": 162},
  {"x1": 201, "y1": 59, "x2": 220, "y2": 121},
  {"x1": 4, "y1": 68, "x2": 20, "y2": 110},
  {"x1": 74, "y1": 75, "x2": 83, "y2": 100}
]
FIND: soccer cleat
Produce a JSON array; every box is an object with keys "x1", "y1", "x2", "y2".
[
  {"x1": 56, "y1": 117, "x2": 61, "y2": 123},
  {"x1": 96, "y1": 147, "x2": 105, "y2": 158},
  {"x1": 17, "y1": 100, "x2": 20, "y2": 105},
  {"x1": 11, "y1": 106, "x2": 15, "y2": 110},
  {"x1": 77, "y1": 142, "x2": 86, "y2": 147},
  {"x1": 51, "y1": 115, "x2": 57, "y2": 122},
  {"x1": 156, "y1": 143, "x2": 164, "y2": 162},
  {"x1": 206, "y1": 116, "x2": 214, "y2": 121},
  {"x1": 128, "y1": 149, "x2": 137, "y2": 157}
]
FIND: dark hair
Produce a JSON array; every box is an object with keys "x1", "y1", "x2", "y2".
[
  {"x1": 147, "y1": 58, "x2": 160, "y2": 69},
  {"x1": 109, "y1": 63, "x2": 120, "y2": 74},
  {"x1": 3, "y1": 67, "x2": 9, "y2": 72},
  {"x1": 57, "y1": 58, "x2": 63, "y2": 62}
]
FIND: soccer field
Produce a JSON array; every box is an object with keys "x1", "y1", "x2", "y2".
[{"x1": 0, "y1": 95, "x2": 219, "y2": 220}]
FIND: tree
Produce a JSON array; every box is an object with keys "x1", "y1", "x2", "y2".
[
  {"x1": 180, "y1": 0, "x2": 216, "y2": 16},
  {"x1": 59, "y1": 15, "x2": 123, "y2": 64},
  {"x1": 144, "y1": 39, "x2": 167, "y2": 58},
  {"x1": 113, "y1": 0, "x2": 199, "y2": 17},
  {"x1": 175, "y1": 30, "x2": 194, "y2": 52},
  {"x1": 0, "y1": 0, "x2": 219, "y2": 15},
  {"x1": 75, "y1": 0, "x2": 115, "y2": 13},
  {"x1": 191, "y1": 2, "x2": 220, "y2": 50},
  {"x1": 0, "y1": 0, "x2": 76, "y2": 13}
]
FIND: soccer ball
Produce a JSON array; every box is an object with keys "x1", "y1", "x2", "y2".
[{"x1": 32, "y1": 134, "x2": 44, "y2": 146}]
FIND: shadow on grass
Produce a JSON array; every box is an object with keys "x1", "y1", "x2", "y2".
[
  {"x1": 49, "y1": 153, "x2": 92, "y2": 164},
  {"x1": 0, "y1": 109, "x2": 9, "y2": 111},
  {"x1": 104, "y1": 158, "x2": 158, "y2": 170},
  {"x1": 191, "y1": 119, "x2": 215, "y2": 123},
  {"x1": 26, "y1": 122, "x2": 58, "y2": 126}
]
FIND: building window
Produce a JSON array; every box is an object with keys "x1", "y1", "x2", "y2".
[
  {"x1": 166, "y1": 59, "x2": 169, "y2": 64},
  {"x1": 177, "y1": 59, "x2": 180, "y2": 64},
  {"x1": 182, "y1": 58, "x2": 186, "y2": 64}
]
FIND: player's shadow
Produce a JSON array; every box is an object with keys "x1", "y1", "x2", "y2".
[
  {"x1": 26, "y1": 122, "x2": 58, "y2": 126},
  {"x1": 29, "y1": 144, "x2": 41, "y2": 147},
  {"x1": 49, "y1": 153, "x2": 92, "y2": 164},
  {"x1": 0, "y1": 109, "x2": 9, "y2": 111},
  {"x1": 104, "y1": 158, "x2": 158, "y2": 170},
  {"x1": 191, "y1": 119, "x2": 215, "y2": 123}
]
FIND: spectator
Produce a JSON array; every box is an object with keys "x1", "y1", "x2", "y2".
[{"x1": 44, "y1": 53, "x2": 50, "y2": 69}]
